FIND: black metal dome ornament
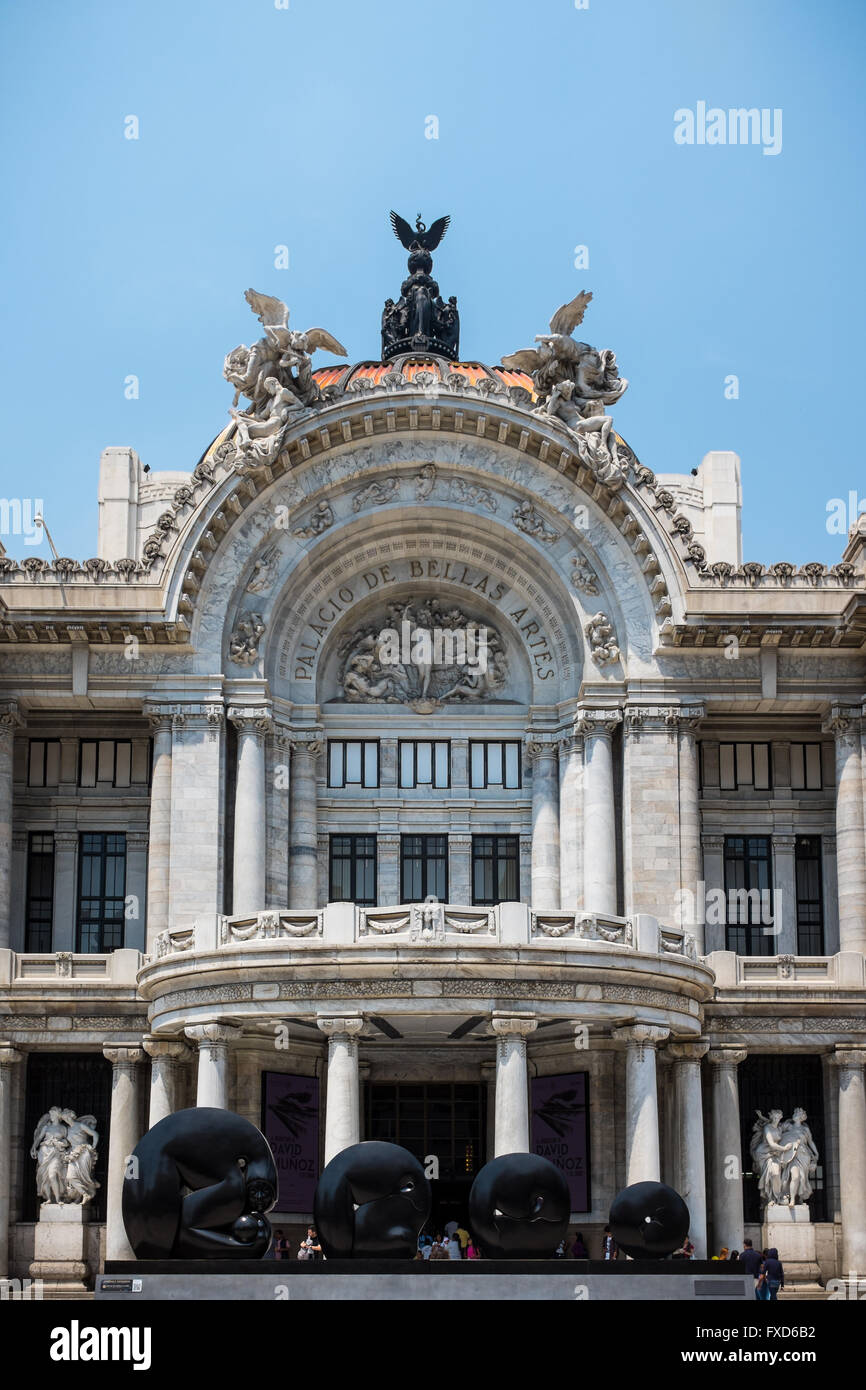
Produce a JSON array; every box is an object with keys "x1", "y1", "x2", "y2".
[
  {"x1": 608, "y1": 1180, "x2": 691, "y2": 1259},
  {"x1": 382, "y1": 210, "x2": 460, "y2": 361}
]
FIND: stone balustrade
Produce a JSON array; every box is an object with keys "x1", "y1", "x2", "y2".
[
  {"x1": 706, "y1": 950, "x2": 866, "y2": 989},
  {"x1": 150, "y1": 904, "x2": 700, "y2": 958},
  {"x1": 0, "y1": 947, "x2": 143, "y2": 987}
]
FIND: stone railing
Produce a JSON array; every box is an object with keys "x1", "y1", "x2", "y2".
[
  {"x1": 0, "y1": 948, "x2": 143, "y2": 987},
  {"x1": 706, "y1": 951, "x2": 866, "y2": 989},
  {"x1": 151, "y1": 904, "x2": 699, "y2": 958}
]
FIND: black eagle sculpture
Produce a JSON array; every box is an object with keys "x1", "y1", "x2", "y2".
[{"x1": 390, "y1": 211, "x2": 451, "y2": 253}]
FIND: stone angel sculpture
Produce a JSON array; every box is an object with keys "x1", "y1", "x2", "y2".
[
  {"x1": 224, "y1": 289, "x2": 347, "y2": 415},
  {"x1": 502, "y1": 290, "x2": 628, "y2": 411}
]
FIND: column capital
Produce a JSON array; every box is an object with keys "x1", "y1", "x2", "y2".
[
  {"x1": 142, "y1": 1036, "x2": 192, "y2": 1062},
  {"x1": 290, "y1": 732, "x2": 325, "y2": 759},
  {"x1": 526, "y1": 735, "x2": 557, "y2": 763},
  {"x1": 771, "y1": 833, "x2": 797, "y2": 852},
  {"x1": 102, "y1": 1045, "x2": 146, "y2": 1068},
  {"x1": 833, "y1": 1046, "x2": 866, "y2": 1073},
  {"x1": 706, "y1": 1047, "x2": 748, "y2": 1068},
  {"x1": 316, "y1": 1013, "x2": 365, "y2": 1040},
  {"x1": 623, "y1": 705, "x2": 680, "y2": 734},
  {"x1": 228, "y1": 706, "x2": 274, "y2": 738},
  {"x1": 0, "y1": 700, "x2": 23, "y2": 734},
  {"x1": 666, "y1": 1039, "x2": 709, "y2": 1064},
  {"x1": 822, "y1": 705, "x2": 862, "y2": 740},
  {"x1": 613, "y1": 1024, "x2": 669, "y2": 1049},
  {"x1": 575, "y1": 707, "x2": 622, "y2": 738},
  {"x1": 701, "y1": 832, "x2": 725, "y2": 852},
  {"x1": 0, "y1": 1043, "x2": 23, "y2": 1067},
  {"x1": 490, "y1": 1012, "x2": 538, "y2": 1040},
  {"x1": 184, "y1": 1023, "x2": 242, "y2": 1048},
  {"x1": 142, "y1": 703, "x2": 175, "y2": 733},
  {"x1": 557, "y1": 732, "x2": 583, "y2": 758}
]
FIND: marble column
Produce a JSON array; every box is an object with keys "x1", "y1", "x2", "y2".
[
  {"x1": 701, "y1": 833, "x2": 726, "y2": 954},
  {"x1": 528, "y1": 738, "x2": 560, "y2": 910},
  {"x1": 771, "y1": 833, "x2": 798, "y2": 956},
  {"x1": 613, "y1": 1025, "x2": 668, "y2": 1183},
  {"x1": 668, "y1": 1040, "x2": 709, "y2": 1257},
  {"x1": 317, "y1": 1015, "x2": 364, "y2": 1165},
  {"x1": 51, "y1": 830, "x2": 79, "y2": 953},
  {"x1": 576, "y1": 710, "x2": 620, "y2": 916},
  {"x1": 707, "y1": 1047, "x2": 747, "y2": 1253},
  {"x1": 168, "y1": 703, "x2": 225, "y2": 930},
  {"x1": 143, "y1": 707, "x2": 173, "y2": 948},
  {"x1": 558, "y1": 733, "x2": 583, "y2": 912},
  {"x1": 835, "y1": 1047, "x2": 866, "y2": 1276},
  {"x1": 491, "y1": 1013, "x2": 537, "y2": 1155},
  {"x1": 289, "y1": 737, "x2": 323, "y2": 908},
  {"x1": 228, "y1": 708, "x2": 272, "y2": 916},
  {"x1": 143, "y1": 1037, "x2": 190, "y2": 1127},
  {"x1": 185, "y1": 1023, "x2": 241, "y2": 1109},
  {"x1": 0, "y1": 1044, "x2": 22, "y2": 1278},
  {"x1": 449, "y1": 834, "x2": 472, "y2": 904},
  {"x1": 677, "y1": 712, "x2": 705, "y2": 954},
  {"x1": 824, "y1": 709, "x2": 866, "y2": 953},
  {"x1": 0, "y1": 702, "x2": 22, "y2": 950},
  {"x1": 102, "y1": 1045, "x2": 145, "y2": 1262}
]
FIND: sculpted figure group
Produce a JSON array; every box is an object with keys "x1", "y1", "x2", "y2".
[
  {"x1": 750, "y1": 1108, "x2": 820, "y2": 1208},
  {"x1": 223, "y1": 290, "x2": 347, "y2": 469},
  {"x1": 31, "y1": 1107, "x2": 100, "y2": 1206}
]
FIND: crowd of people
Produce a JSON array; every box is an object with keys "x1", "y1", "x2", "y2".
[{"x1": 272, "y1": 1224, "x2": 785, "y2": 1294}]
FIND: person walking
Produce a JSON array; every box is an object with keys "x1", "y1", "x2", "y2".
[{"x1": 760, "y1": 1247, "x2": 785, "y2": 1300}]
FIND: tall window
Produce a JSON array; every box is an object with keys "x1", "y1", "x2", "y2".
[
  {"x1": 77, "y1": 833, "x2": 127, "y2": 953},
  {"x1": 795, "y1": 836, "x2": 824, "y2": 955},
  {"x1": 472, "y1": 835, "x2": 520, "y2": 905},
  {"x1": 79, "y1": 740, "x2": 150, "y2": 788},
  {"x1": 27, "y1": 740, "x2": 61, "y2": 787},
  {"x1": 399, "y1": 741, "x2": 450, "y2": 789},
  {"x1": 329, "y1": 834, "x2": 377, "y2": 905},
  {"x1": 724, "y1": 835, "x2": 772, "y2": 956},
  {"x1": 790, "y1": 744, "x2": 823, "y2": 791},
  {"x1": 25, "y1": 832, "x2": 55, "y2": 952},
  {"x1": 327, "y1": 741, "x2": 379, "y2": 789},
  {"x1": 401, "y1": 835, "x2": 448, "y2": 901},
  {"x1": 469, "y1": 741, "x2": 521, "y2": 789}
]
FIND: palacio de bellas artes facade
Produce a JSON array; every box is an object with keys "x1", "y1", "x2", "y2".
[{"x1": 0, "y1": 212, "x2": 865, "y2": 1300}]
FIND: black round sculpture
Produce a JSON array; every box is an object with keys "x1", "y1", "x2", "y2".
[
  {"x1": 468, "y1": 1153, "x2": 570, "y2": 1259},
  {"x1": 609, "y1": 1180, "x2": 690, "y2": 1259},
  {"x1": 313, "y1": 1141, "x2": 431, "y2": 1259},
  {"x1": 122, "y1": 1107, "x2": 277, "y2": 1259}
]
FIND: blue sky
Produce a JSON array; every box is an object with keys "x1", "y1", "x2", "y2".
[{"x1": 1, "y1": 0, "x2": 864, "y2": 562}]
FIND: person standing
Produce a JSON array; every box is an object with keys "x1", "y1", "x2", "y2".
[
  {"x1": 447, "y1": 1230, "x2": 462, "y2": 1260},
  {"x1": 602, "y1": 1226, "x2": 618, "y2": 1260},
  {"x1": 456, "y1": 1222, "x2": 470, "y2": 1258},
  {"x1": 273, "y1": 1229, "x2": 291, "y2": 1260},
  {"x1": 571, "y1": 1232, "x2": 589, "y2": 1259},
  {"x1": 466, "y1": 1238, "x2": 481, "y2": 1260},
  {"x1": 430, "y1": 1234, "x2": 450, "y2": 1261},
  {"x1": 739, "y1": 1237, "x2": 763, "y2": 1299}
]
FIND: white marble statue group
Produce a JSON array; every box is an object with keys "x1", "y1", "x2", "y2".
[
  {"x1": 750, "y1": 1107, "x2": 819, "y2": 1209},
  {"x1": 502, "y1": 291, "x2": 629, "y2": 487},
  {"x1": 31, "y1": 1106, "x2": 100, "y2": 1206}
]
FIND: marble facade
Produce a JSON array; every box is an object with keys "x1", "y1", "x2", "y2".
[{"x1": 0, "y1": 350, "x2": 865, "y2": 1291}]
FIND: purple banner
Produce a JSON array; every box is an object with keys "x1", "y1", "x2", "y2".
[
  {"x1": 262, "y1": 1073, "x2": 319, "y2": 1213},
  {"x1": 530, "y1": 1073, "x2": 589, "y2": 1212}
]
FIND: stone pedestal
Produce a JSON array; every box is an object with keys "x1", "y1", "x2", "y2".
[
  {"x1": 29, "y1": 1204, "x2": 92, "y2": 1297},
  {"x1": 761, "y1": 1205, "x2": 822, "y2": 1294}
]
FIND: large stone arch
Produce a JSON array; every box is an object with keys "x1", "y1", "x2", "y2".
[{"x1": 183, "y1": 428, "x2": 673, "y2": 686}]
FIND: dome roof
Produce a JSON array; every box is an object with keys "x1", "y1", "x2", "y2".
[{"x1": 312, "y1": 356, "x2": 537, "y2": 399}]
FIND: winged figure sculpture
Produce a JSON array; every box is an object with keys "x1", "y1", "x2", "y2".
[
  {"x1": 223, "y1": 289, "x2": 347, "y2": 416},
  {"x1": 501, "y1": 290, "x2": 627, "y2": 411},
  {"x1": 390, "y1": 211, "x2": 451, "y2": 253}
]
